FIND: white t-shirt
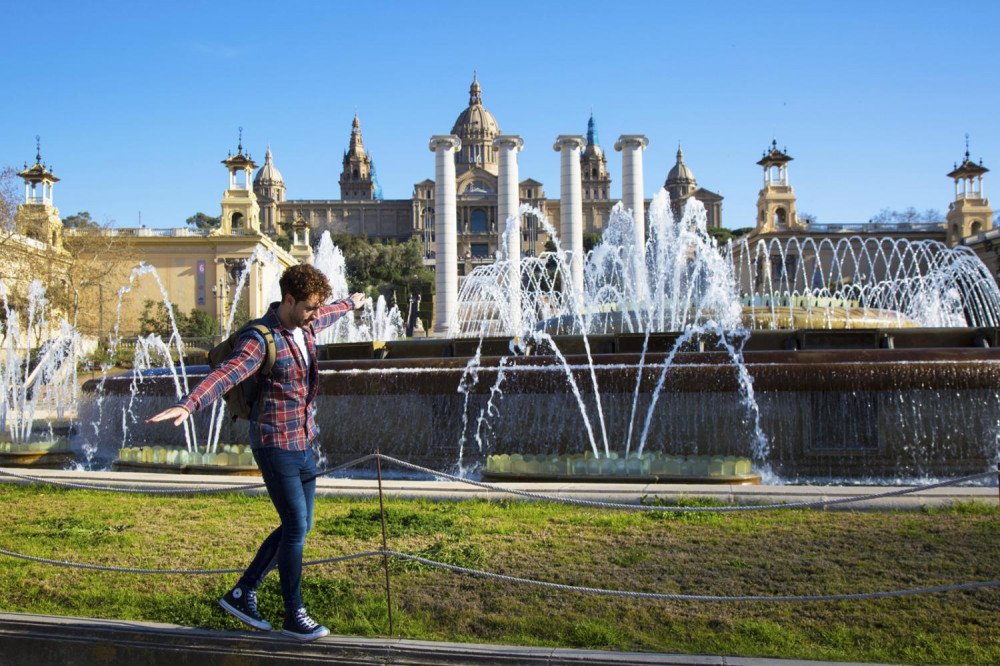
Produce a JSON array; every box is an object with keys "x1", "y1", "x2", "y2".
[{"x1": 291, "y1": 327, "x2": 310, "y2": 369}]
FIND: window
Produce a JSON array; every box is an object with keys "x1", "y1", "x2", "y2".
[
  {"x1": 771, "y1": 254, "x2": 796, "y2": 281},
  {"x1": 470, "y1": 209, "x2": 488, "y2": 233},
  {"x1": 464, "y1": 180, "x2": 491, "y2": 195},
  {"x1": 471, "y1": 243, "x2": 489, "y2": 257}
]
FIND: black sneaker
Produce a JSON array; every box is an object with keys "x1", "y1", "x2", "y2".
[
  {"x1": 219, "y1": 586, "x2": 272, "y2": 631},
  {"x1": 281, "y1": 607, "x2": 330, "y2": 641}
]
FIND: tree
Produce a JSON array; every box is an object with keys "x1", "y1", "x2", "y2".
[
  {"x1": 139, "y1": 299, "x2": 186, "y2": 338},
  {"x1": 0, "y1": 166, "x2": 17, "y2": 233},
  {"x1": 62, "y1": 211, "x2": 99, "y2": 229},
  {"x1": 583, "y1": 232, "x2": 602, "y2": 252},
  {"x1": 798, "y1": 212, "x2": 818, "y2": 225},
  {"x1": 870, "y1": 207, "x2": 943, "y2": 225},
  {"x1": 186, "y1": 212, "x2": 221, "y2": 231},
  {"x1": 182, "y1": 309, "x2": 219, "y2": 338},
  {"x1": 707, "y1": 227, "x2": 733, "y2": 244}
]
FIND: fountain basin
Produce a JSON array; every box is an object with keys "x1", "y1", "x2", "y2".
[{"x1": 81, "y1": 327, "x2": 1000, "y2": 483}]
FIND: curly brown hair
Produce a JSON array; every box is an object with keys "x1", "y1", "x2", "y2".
[{"x1": 279, "y1": 264, "x2": 332, "y2": 303}]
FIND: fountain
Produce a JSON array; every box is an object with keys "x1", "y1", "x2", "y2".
[
  {"x1": 79, "y1": 188, "x2": 1000, "y2": 484},
  {"x1": 0, "y1": 281, "x2": 80, "y2": 468}
]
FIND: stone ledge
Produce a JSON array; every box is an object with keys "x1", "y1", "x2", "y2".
[{"x1": 0, "y1": 612, "x2": 729, "y2": 665}]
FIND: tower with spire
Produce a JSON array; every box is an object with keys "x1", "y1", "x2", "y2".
[
  {"x1": 339, "y1": 114, "x2": 377, "y2": 200},
  {"x1": 755, "y1": 140, "x2": 803, "y2": 233},
  {"x1": 220, "y1": 128, "x2": 261, "y2": 235},
  {"x1": 253, "y1": 145, "x2": 285, "y2": 235},
  {"x1": 581, "y1": 113, "x2": 611, "y2": 201},
  {"x1": 945, "y1": 137, "x2": 992, "y2": 247},
  {"x1": 16, "y1": 136, "x2": 65, "y2": 251}
]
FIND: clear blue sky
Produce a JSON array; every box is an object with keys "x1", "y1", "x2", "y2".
[{"x1": 2, "y1": 0, "x2": 997, "y2": 230}]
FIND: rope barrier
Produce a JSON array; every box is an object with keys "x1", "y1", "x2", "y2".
[
  {"x1": 386, "y1": 551, "x2": 1000, "y2": 602},
  {"x1": 378, "y1": 454, "x2": 1000, "y2": 512},
  {"x1": 0, "y1": 547, "x2": 382, "y2": 575},
  {"x1": 0, "y1": 545, "x2": 996, "y2": 603},
  {"x1": 0, "y1": 453, "x2": 995, "y2": 512}
]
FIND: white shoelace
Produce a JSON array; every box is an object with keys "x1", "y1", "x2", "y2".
[{"x1": 294, "y1": 609, "x2": 319, "y2": 630}]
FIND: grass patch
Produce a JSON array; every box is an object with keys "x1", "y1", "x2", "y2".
[{"x1": 0, "y1": 483, "x2": 997, "y2": 663}]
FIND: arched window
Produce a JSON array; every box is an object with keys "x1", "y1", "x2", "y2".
[
  {"x1": 470, "y1": 209, "x2": 488, "y2": 233},
  {"x1": 971, "y1": 220, "x2": 983, "y2": 235},
  {"x1": 774, "y1": 208, "x2": 787, "y2": 230},
  {"x1": 232, "y1": 212, "x2": 244, "y2": 229}
]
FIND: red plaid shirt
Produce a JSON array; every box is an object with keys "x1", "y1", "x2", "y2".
[{"x1": 178, "y1": 299, "x2": 354, "y2": 450}]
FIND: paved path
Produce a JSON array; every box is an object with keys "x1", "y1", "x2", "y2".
[{"x1": 2, "y1": 466, "x2": 997, "y2": 510}]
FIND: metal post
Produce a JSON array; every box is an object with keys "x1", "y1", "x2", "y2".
[{"x1": 375, "y1": 449, "x2": 394, "y2": 634}]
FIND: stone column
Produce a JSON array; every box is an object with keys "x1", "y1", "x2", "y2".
[
  {"x1": 429, "y1": 135, "x2": 462, "y2": 335},
  {"x1": 553, "y1": 135, "x2": 587, "y2": 298},
  {"x1": 615, "y1": 135, "x2": 649, "y2": 301},
  {"x1": 496, "y1": 135, "x2": 524, "y2": 333},
  {"x1": 614, "y1": 134, "x2": 649, "y2": 250}
]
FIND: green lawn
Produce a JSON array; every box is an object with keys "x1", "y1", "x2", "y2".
[{"x1": 0, "y1": 483, "x2": 997, "y2": 664}]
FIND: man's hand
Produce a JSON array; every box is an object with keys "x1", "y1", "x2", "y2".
[
  {"x1": 349, "y1": 292, "x2": 368, "y2": 310},
  {"x1": 145, "y1": 406, "x2": 191, "y2": 426}
]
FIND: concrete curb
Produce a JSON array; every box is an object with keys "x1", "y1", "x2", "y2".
[{"x1": 0, "y1": 612, "x2": 885, "y2": 666}]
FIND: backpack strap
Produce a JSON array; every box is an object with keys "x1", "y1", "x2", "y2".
[{"x1": 244, "y1": 322, "x2": 277, "y2": 377}]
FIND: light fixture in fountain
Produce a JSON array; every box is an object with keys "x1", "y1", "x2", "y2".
[
  {"x1": 0, "y1": 430, "x2": 74, "y2": 468},
  {"x1": 484, "y1": 452, "x2": 760, "y2": 484},
  {"x1": 113, "y1": 444, "x2": 259, "y2": 476}
]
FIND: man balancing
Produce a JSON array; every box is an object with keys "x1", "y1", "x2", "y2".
[{"x1": 147, "y1": 264, "x2": 366, "y2": 641}]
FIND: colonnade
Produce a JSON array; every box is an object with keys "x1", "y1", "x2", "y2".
[{"x1": 431, "y1": 132, "x2": 649, "y2": 336}]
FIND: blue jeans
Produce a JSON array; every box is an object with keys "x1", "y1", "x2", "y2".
[{"x1": 238, "y1": 447, "x2": 317, "y2": 614}]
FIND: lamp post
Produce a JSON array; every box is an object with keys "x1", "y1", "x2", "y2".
[
  {"x1": 212, "y1": 278, "x2": 228, "y2": 337},
  {"x1": 77, "y1": 280, "x2": 105, "y2": 345}
]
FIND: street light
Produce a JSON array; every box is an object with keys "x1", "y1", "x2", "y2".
[
  {"x1": 211, "y1": 278, "x2": 227, "y2": 337},
  {"x1": 77, "y1": 280, "x2": 105, "y2": 345}
]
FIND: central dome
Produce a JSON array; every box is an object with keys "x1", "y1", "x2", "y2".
[
  {"x1": 666, "y1": 146, "x2": 696, "y2": 187},
  {"x1": 254, "y1": 147, "x2": 283, "y2": 185},
  {"x1": 451, "y1": 75, "x2": 500, "y2": 141}
]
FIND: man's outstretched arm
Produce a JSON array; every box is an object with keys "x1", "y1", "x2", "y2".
[{"x1": 145, "y1": 335, "x2": 266, "y2": 426}]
